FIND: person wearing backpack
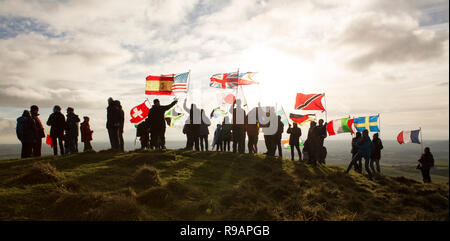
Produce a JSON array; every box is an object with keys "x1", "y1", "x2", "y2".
[
  {"x1": 418, "y1": 147, "x2": 434, "y2": 183},
  {"x1": 16, "y1": 110, "x2": 36, "y2": 158}
]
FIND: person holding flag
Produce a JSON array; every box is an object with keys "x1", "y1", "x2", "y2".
[
  {"x1": 148, "y1": 98, "x2": 178, "y2": 150},
  {"x1": 417, "y1": 147, "x2": 434, "y2": 183}
]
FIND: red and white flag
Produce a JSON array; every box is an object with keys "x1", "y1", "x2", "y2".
[{"x1": 130, "y1": 101, "x2": 150, "y2": 124}]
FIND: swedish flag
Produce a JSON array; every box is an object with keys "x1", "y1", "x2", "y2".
[{"x1": 353, "y1": 115, "x2": 380, "y2": 132}]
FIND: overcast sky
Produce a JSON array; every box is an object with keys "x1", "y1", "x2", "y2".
[{"x1": 0, "y1": 0, "x2": 448, "y2": 144}]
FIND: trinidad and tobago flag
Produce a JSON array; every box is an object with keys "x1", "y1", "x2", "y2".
[{"x1": 294, "y1": 93, "x2": 325, "y2": 111}]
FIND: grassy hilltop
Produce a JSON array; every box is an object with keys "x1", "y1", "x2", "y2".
[{"x1": 0, "y1": 149, "x2": 448, "y2": 221}]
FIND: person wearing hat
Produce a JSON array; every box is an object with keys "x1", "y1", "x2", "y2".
[
  {"x1": 30, "y1": 105, "x2": 45, "y2": 157},
  {"x1": 65, "y1": 107, "x2": 80, "y2": 154},
  {"x1": 47, "y1": 105, "x2": 66, "y2": 155},
  {"x1": 80, "y1": 116, "x2": 94, "y2": 152}
]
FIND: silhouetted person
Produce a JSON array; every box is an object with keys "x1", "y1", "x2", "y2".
[
  {"x1": 136, "y1": 121, "x2": 149, "y2": 149},
  {"x1": 370, "y1": 133, "x2": 383, "y2": 173},
  {"x1": 287, "y1": 123, "x2": 302, "y2": 161},
  {"x1": 106, "y1": 97, "x2": 121, "y2": 150},
  {"x1": 212, "y1": 124, "x2": 223, "y2": 151},
  {"x1": 316, "y1": 119, "x2": 327, "y2": 164},
  {"x1": 47, "y1": 105, "x2": 66, "y2": 155},
  {"x1": 221, "y1": 117, "x2": 232, "y2": 151},
  {"x1": 260, "y1": 106, "x2": 275, "y2": 156},
  {"x1": 16, "y1": 110, "x2": 36, "y2": 158},
  {"x1": 246, "y1": 107, "x2": 259, "y2": 154},
  {"x1": 418, "y1": 147, "x2": 434, "y2": 183},
  {"x1": 304, "y1": 121, "x2": 319, "y2": 165},
  {"x1": 199, "y1": 109, "x2": 211, "y2": 151},
  {"x1": 80, "y1": 116, "x2": 94, "y2": 152},
  {"x1": 65, "y1": 107, "x2": 80, "y2": 154},
  {"x1": 183, "y1": 119, "x2": 193, "y2": 150},
  {"x1": 351, "y1": 131, "x2": 362, "y2": 172},
  {"x1": 183, "y1": 99, "x2": 201, "y2": 151},
  {"x1": 30, "y1": 105, "x2": 45, "y2": 157},
  {"x1": 115, "y1": 100, "x2": 125, "y2": 152},
  {"x1": 274, "y1": 116, "x2": 284, "y2": 157},
  {"x1": 230, "y1": 99, "x2": 246, "y2": 153},
  {"x1": 149, "y1": 98, "x2": 178, "y2": 150},
  {"x1": 346, "y1": 129, "x2": 373, "y2": 180}
]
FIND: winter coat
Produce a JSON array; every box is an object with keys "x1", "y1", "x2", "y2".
[
  {"x1": 106, "y1": 104, "x2": 122, "y2": 130},
  {"x1": 287, "y1": 126, "x2": 302, "y2": 145},
  {"x1": 419, "y1": 153, "x2": 434, "y2": 169},
  {"x1": 357, "y1": 136, "x2": 372, "y2": 159},
  {"x1": 80, "y1": 121, "x2": 93, "y2": 142},
  {"x1": 221, "y1": 124, "x2": 232, "y2": 141},
  {"x1": 31, "y1": 114, "x2": 45, "y2": 140},
  {"x1": 148, "y1": 101, "x2": 177, "y2": 131},
  {"x1": 351, "y1": 136, "x2": 359, "y2": 154},
  {"x1": 199, "y1": 123, "x2": 210, "y2": 136},
  {"x1": 213, "y1": 126, "x2": 222, "y2": 145},
  {"x1": 16, "y1": 115, "x2": 36, "y2": 143},
  {"x1": 371, "y1": 137, "x2": 383, "y2": 159},
  {"x1": 47, "y1": 112, "x2": 66, "y2": 138},
  {"x1": 66, "y1": 113, "x2": 80, "y2": 138}
]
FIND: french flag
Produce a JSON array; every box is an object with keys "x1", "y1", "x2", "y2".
[{"x1": 397, "y1": 129, "x2": 421, "y2": 144}]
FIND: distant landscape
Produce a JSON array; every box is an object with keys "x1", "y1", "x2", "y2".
[{"x1": 1, "y1": 140, "x2": 448, "y2": 183}]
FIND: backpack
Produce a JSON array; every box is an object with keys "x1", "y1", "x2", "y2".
[{"x1": 16, "y1": 116, "x2": 25, "y2": 141}]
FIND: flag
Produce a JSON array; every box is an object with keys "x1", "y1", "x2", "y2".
[
  {"x1": 353, "y1": 115, "x2": 380, "y2": 132},
  {"x1": 282, "y1": 139, "x2": 304, "y2": 149},
  {"x1": 165, "y1": 108, "x2": 183, "y2": 127},
  {"x1": 145, "y1": 74, "x2": 174, "y2": 95},
  {"x1": 397, "y1": 129, "x2": 421, "y2": 144},
  {"x1": 276, "y1": 107, "x2": 289, "y2": 126},
  {"x1": 327, "y1": 118, "x2": 354, "y2": 136},
  {"x1": 223, "y1": 93, "x2": 236, "y2": 104},
  {"x1": 172, "y1": 72, "x2": 189, "y2": 94},
  {"x1": 46, "y1": 134, "x2": 53, "y2": 148},
  {"x1": 130, "y1": 101, "x2": 150, "y2": 124},
  {"x1": 210, "y1": 72, "x2": 258, "y2": 89},
  {"x1": 294, "y1": 93, "x2": 325, "y2": 111},
  {"x1": 289, "y1": 113, "x2": 315, "y2": 125},
  {"x1": 210, "y1": 107, "x2": 227, "y2": 118}
]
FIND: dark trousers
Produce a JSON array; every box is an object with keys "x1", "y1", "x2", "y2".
[
  {"x1": 247, "y1": 135, "x2": 258, "y2": 154},
  {"x1": 215, "y1": 141, "x2": 223, "y2": 151},
  {"x1": 421, "y1": 167, "x2": 431, "y2": 183},
  {"x1": 51, "y1": 136, "x2": 64, "y2": 155},
  {"x1": 31, "y1": 139, "x2": 42, "y2": 157},
  {"x1": 351, "y1": 152, "x2": 362, "y2": 172},
  {"x1": 21, "y1": 142, "x2": 33, "y2": 158},
  {"x1": 83, "y1": 141, "x2": 93, "y2": 152},
  {"x1": 370, "y1": 158, "x2": 381, "y2": 173},
  {"x1": 199, "y1": 135, "x2": 208, "y2": 151},
  {"x1": 232, "y1": 127, "x2": 246, "y2": 153},
  {"x1": 290, "y1": 143, "x2": 301, "y2": 161},
  {"x1": 119, "y1": 131, "x2": 124, "y2": 151},
  {"x1": 65, "y1": 137, "x2": 78, "y2": 154},
  {"x1": 108, "y1": 128, "x2": 120, "y2": 150},
  {"x1": 223, "y1": 140, "x2": 230, "y2": 151},
  {"x1": 264, "y1": 135, "x2": 275, "y2": 156},
  {"x1": 347, "y1": 153, "x2": 372, "y2": 179},
  {"x1": 275, "y1": 136, "x2": 282, "y2": 157}
]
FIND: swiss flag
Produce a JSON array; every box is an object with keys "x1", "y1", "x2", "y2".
[{"x1": 130, "y1": 101, "x2": 150, "y2": 124}]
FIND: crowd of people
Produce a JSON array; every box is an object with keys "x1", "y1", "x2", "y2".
[
  {"x1": 16, "y1": 105, "x2": 93, "y2": 158},
  {"x1": 16, "y1": 97, "x2": 435, "y2": 183}
]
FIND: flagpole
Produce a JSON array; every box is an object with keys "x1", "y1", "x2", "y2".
[
  {"x1": 378, "y1": 113, "x2": 381, "y2": 134},
  {"x1": 324, "y1": 93, "x2": 328, "y2": 123},
  {"x1": 419, "y1": 127, "x2": 424, "y2": 153}
]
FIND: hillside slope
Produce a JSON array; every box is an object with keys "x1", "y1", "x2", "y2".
[{"x1": 0, "y1": 149, "x2": 448, "y2": 221}]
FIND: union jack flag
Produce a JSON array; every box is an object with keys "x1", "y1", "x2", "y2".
[{"x1": 210, "y1": 72, "x2": 258, "y2": 89}]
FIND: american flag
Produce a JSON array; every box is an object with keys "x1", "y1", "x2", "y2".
[{"x1": 172, "y1": 72, "x2": 189, "y2": 94}]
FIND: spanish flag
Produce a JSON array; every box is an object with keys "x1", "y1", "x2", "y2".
[{"x1": 145, "y1": 74, "x2": 174, "y2": 95}]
